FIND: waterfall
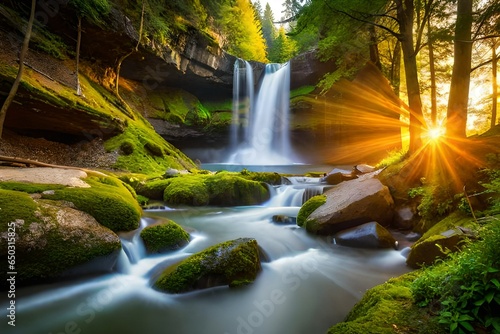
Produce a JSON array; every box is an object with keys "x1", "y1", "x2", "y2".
[
  {"x1": 227, "y1": 60, "x2": 296, "y2": 165},
  {"x1": 230, "y1": 59, "x2": 254, "y2": 152}
]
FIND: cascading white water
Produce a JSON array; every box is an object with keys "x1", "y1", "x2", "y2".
[{"x1": 227, "y1": 61, "x2": 296, "y2": 165}]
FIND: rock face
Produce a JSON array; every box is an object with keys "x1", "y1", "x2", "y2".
[
  {"x1": 334, "y1": 222, "x2": 397, "y2": 249},
  {"x1": 0, "y1": 190, "x2": 121, "y2": 287},
  {"x1": 153, "y1": 238, "x2": 261, "y2": 293},
  {"x1": 304, "y1": 177, "x2": 394, "y2": 234}
]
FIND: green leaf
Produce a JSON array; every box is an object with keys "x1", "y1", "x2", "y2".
[
  {"x1": 460, "y1": 321, "x2": 475, "y2": 331},
  {"x1": 486, "y1": 291, "x2": 495, "y2": 303},
  {"x1": 491, "y1": 278, "x2": 500, "y2": 288}
]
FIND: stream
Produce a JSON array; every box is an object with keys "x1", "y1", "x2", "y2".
[{"x1": 1, "y1": 176, "x2": 411, "y2": 334}]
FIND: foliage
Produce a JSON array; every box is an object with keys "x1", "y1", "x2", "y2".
[
  {"x1": 153, "y1": 238, "x2": 261, "y2": 293},
  {"x1": 68, "y1": 0, "x2": 111, "y2": 24},
  {"x1": 412, "y1": 217, "x2": 500, "y2": 333},
  {"x1": 297, "y1": 194, "x2": 326, "y2": 227},
  {"x1": 480, "y1": 167, "x2": 500, "y2": 216},
  {"x1": 140, "y1": 219, "x2": 190, "y2": 253},
  {"x1": 41, "y1": 176, "x2": 142, "y2": 232},
  {"x1": 408, "y1": 182, "x2": 454, "y2": 224},
  {"x1": 268, "y1": 26, "x2": 299, "y2": 63},
  {"x1": 375, "y1": 149, "x2": 408, "y2": 168},
  {"x1": 218, "y1": 0, "x2": 268, "y2": 62}
]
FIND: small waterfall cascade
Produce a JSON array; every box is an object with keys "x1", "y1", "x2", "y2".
[
  {"x1": 267, "y1": 176, "x2": 327, "y2": 207},
  {"x1": 227, "y1": 60, "x2": 296, "y2": 165}
]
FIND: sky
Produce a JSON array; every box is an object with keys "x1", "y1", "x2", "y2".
[{"x1": 260, "y1": 0, "x2": 286, "y2": 21}]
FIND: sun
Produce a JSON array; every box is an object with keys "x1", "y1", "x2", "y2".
[{"x1": 427, "y1": 127, "x2": 444, "y2": 141}]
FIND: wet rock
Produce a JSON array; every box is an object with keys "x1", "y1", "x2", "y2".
[
  {"x1": 272, "y1": 215, "x2": 297, "y2": 224},
  {"x1": 153, "y1": 238, "x2": 261, "y2": 293},
  {"x1": 353, "y1": 164, "x2": 377, "y2": 174},
  {"x1": 304, "y1": 177, "x2": 394, "y2": 234},
  {"x1": 334, "y1": 222, "x2": 397, "y2": 249},
  {"x1": 393, "y1": 206, "x2": 417, "y2": 230}
]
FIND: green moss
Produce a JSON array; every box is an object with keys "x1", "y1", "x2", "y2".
[
  {"x1": 140, "y1": 219, "x2": 190, "y2": 253},
  {"x1": 134, "y1": 178, "x2": 173, "y2": 200},
  {"x1": 163, "y1": 175, "x2": 210, "y2": 206},
  {"x1": 154, "y1": 238, "x2": 261, "y2": 293},
  {"x1": 204, "y1": 172, "x2": 270, "y2": 206},
  {"x1": 290, "y1": 85, "x2": 315, "y2": 98},
  {"x1": 41, "y1": 176, "x2": 141, "y2": 232},
  {"x1": 162, "y1": 173, "x2": 270, "y2": 207},
  {"x1": 105, "y1": 124, "x2": 195, "y2": 174},
  {"x1": 0, "y1": 181, "x2": 66, "y2": 193},
  {"x1": 239, "y1": 169, "x2": 283, "y2": 185},
  {"x1": 328, "y1": 272, "x2": 445, "y2": 334},
  {"x1": 420, "y1": 211, "x2": 477, "y2": 241},
  {"x1": 297, "y1": 195, "x2": 326, "y2": 227},
  {"x1": 0, "y1": 189, "x2": 41, "y2": 228}
]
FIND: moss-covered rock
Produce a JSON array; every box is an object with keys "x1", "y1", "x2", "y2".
[
  {"x1": 204, "y1": 172, "x2": 270, "y2": 206},
  {"x1": 163, "y1": 175, "x2": 210, "y2": 206},
  {"x1": 0, "y1": 189, "x2": 121, "y2": 287},
  {"x1": 134, "y1": 178, "x2": 173, "y2": 200},
  {"x1": 406, "y1": 212, "x2": 477, "y2": 268},
  {"x1": 328, "y1": 272, "x2": 445, "y2": 333},
  {"x1": 297, "y1": 195, "x2": 326, "y2": 227},
  {"x1": 41, "y1": 176, "x2": 142, "y2": 232},
  {"x1": 140, "y1": 219, "x2": 190, "y2": 253},
  {"x1": 162, "y1": 173, "x2": 270, "y2": 207},
  {"x1": 153, "y1": 238, "x2": 262, "y2": 293}
]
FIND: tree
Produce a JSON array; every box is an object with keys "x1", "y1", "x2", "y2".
[
  {"x1": 68, "y1": 0, "x2": 111, "y2": 95},
  {"x1": 0, "y1": 0, "x2": 36, "y2": 139},
  {"x1": 115, "y1": 0, "x2": 145, "y2": 105},
  {"x1": 219, "y1": 0, "x2": 268, "y2": 62},
  {"x1": 446, "y1": 0, "x2": 473, "y2": 139},
  {"x1": 492, "y1": 40, "x2": 498, "y2": 128},
  {"x1": 269, "y1": 26, "x2": 298, "y2": 62},
  {"x1": 261, "y1": 3, "x2": 277, "y2": 52}
]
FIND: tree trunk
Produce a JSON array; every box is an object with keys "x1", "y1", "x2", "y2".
[
  {"x1": 428, "y1": 15, "x2": 437, "y2": 126},
  {"x1": 76, "y1": 16, "x2": 82, "y2": 96},
  {"x1": 368, "y1": 25, "x2": 382, "y2": 71},
  {"x1": 0, "y1": 0, "x2": 36, "y2": 139},
  {"x1": 446, "y1": 0, "x2": 473, "y2": 138},
  {"x1": 390, "y1": 41, "x2": 401, "y2": 97},
  {"x1": 115, "y1": 0, "x2": 145, "y2": 100},
  {"x1": 492, "y1": 41, "x2": 498, "y2": 129},
  {"x1": 396, "y1": 0, "x2": 424, "y2": 153}
]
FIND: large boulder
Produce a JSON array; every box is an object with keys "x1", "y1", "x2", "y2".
[
  {"x1": 303, "y1": 176, "x2": 394, "y2": 234},
  {"x1": 0, "y1": 190, "x2": 121, "y2": 287},
  {"x1": 335, "y1": 222, "x2": 397, "y2": 249},
  {"x1": 153, "y1": 238, "x2": 262, "y2": 293}
]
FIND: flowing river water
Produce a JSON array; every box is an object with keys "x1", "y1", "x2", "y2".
[{"x1": 1, "y1": 176, "x2": 411, "y2": 334}]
